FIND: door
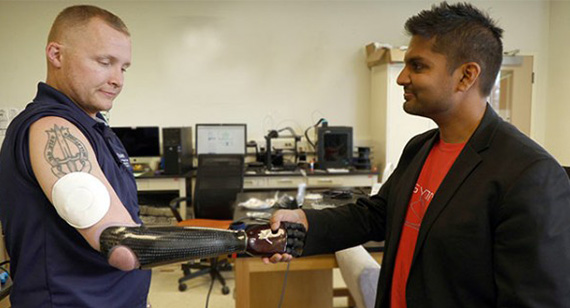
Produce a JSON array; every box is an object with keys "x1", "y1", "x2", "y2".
[{"x1": 489, "y1": 55, "x2": 534, "y2": 135}]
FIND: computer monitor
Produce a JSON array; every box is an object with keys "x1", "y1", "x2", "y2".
[
  {"x1": 111, "y1": 126, "x2": 161, "y2": 157},
  {"x1": 317, "y1": 126, "x2": 353, "y2": 169},
  {"x1": 195, "y1": 124, "x2": 247, "y2": 155}
]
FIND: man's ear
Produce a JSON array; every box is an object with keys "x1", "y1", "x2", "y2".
[
  {"x1": 456, "y1": 62, "x2": 481, "y2": 92},
  {"x1": 46, "y1": 42, "x2": 63, "y2": 68}
]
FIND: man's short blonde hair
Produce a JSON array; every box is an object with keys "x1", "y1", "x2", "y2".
[{"x1": 48, "y1": 5, "x2": 130, "y2": 43}]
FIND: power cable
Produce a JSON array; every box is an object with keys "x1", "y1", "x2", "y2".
[
  {"x1": 277, "y1": 260, "x2": 291, "y2": 308},
  {"x1": 204, "y1": 273, "x2": 215, "y2": 308},
  {"x1": 304, "y1": 118, "x2": 327, "y2": 150}
]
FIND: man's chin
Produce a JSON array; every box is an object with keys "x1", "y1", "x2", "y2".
[
  {"x1": 96, "y1": 99, "x2": 114, "y2": 112},
  {"x1": 404, "y1": 101, "x2": 430, "y2": 118},
  {"x1": 403, "y1": 100, "x2": 418, "y2": 115}
]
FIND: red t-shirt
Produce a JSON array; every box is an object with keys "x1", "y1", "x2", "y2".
[{"x1": 390, "y1": 139, "x2": 465, "y2": 308}]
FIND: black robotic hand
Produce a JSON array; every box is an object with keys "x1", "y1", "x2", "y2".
[{"x1": 245, "y1": 222, "x2": 306, "y2": 257}]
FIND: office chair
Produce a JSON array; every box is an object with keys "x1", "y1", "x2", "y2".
[
  {"x1": 169, "y1": 154, "x2": 244, "y2": 294},
  {"x1": 335, "y1": 245, "x2": 381, "y2": 308}
]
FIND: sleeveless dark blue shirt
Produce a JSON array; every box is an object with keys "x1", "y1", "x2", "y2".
[{"x1": 0, "y1": 83, "x2": 151, "y2": 307}]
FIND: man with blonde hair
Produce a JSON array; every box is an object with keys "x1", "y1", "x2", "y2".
[
  {"x1": 0, "y1": 6, "x2": 152, "y2": 306},
  {"x1": 0, "y1": 6, "x2": 305, "y2": 306}
]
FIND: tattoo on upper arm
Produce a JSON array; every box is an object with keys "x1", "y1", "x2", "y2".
[{"x1": 44, "y1": 124, "x2": 92, "y2": 178}]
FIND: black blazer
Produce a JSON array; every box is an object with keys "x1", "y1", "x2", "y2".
[{"x1": 303, "y1": 106, "x2": 570, "y2": 307}]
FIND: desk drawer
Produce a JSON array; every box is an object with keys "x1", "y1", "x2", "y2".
[
  {"x1": 307, "y1": 177, "x2": 343, "y2": 187},
  {"x1": 307, "y1": 175, "x2": 377, "y2": 188},
  {"x1": 135, "y1": 178, "x2": 182, "y2": 191},
  {"x1": 243, "y1": 177, "x2": 267, "y2": 189},
  {"x1": 266, "y1": 177, "x2": 304, "y2": 189}
]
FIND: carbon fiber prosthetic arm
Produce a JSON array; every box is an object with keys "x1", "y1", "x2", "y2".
[{"x1": 99, "y1": 222, "x2": 306, "y2": 270}]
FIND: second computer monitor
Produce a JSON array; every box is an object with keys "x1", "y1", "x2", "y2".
[
  {"x1": 111, "y1": 126, "x2": 161, "y2": 158},
  {"x1": 195, "y1": 124, "x2": 247, "y2": 155}
]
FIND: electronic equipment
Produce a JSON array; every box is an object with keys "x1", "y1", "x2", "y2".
[
  {"x1": 195, "y1": 124, "x2": 247, "y2": 155},
  {"x1": 353, "y1": 146, "x2": 372, "y2": 170},
  {"x1": 263, "y1": 127, "x2": 301, "y2": 170},
  {"x1": 111, "y1": 126, "x2": 160, "y2": 157},
  {"x1": 162, "y1": 127, "x2": 193, "y2": 175},
  {"x1": 317, "y1": 126, "x2": 353, "y2": 169}
]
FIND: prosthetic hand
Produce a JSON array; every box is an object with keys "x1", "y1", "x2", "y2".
[
  {"x1": 245, "y1": 222, "x2": 305, "y2": 257},
  {"x1": 99, "y1": 222, "x2": 306, "y2": 270}
]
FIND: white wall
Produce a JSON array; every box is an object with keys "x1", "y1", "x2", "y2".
[
  {"x1": 546, "y1": 0, "x2": 570, "y2": 165},
  {"x1": 0, "y1": 0, "x2": 562, "y2": 157}
]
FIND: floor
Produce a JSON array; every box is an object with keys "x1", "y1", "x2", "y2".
[{"x1": 148, "y1": 262, "x2": 351, "y2": 308}]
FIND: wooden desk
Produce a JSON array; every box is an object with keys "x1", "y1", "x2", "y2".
[
  {"x1": 233, "y1": 190, "x2": 382, "y2": 308},
  {"x1": 234, "y1": 252, "x2": 383, "y2": 308}
]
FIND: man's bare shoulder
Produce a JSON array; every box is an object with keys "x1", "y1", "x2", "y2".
[{"x1": 29, "y1": 116, "x2": 75, "y2": 131}]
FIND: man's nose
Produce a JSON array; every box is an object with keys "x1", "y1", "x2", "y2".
[
  {"x1": 109, "y1": 67, "x2": 124, "y2": 88},
  {"x1": 396, "y1": 66, "x2": 409, "y2": 86}
]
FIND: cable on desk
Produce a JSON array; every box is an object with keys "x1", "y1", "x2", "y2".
[
  {"x1": 277, "y1": 260, "x2": 291, "y2": 308},
  {"x1": 321, "y1": 189, "x2": 353, "y2": 199},
  {"x1": 353, "y1": 187, "x2": 371, "y2": 197}
]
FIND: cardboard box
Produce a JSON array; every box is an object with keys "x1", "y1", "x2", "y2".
[{"x1": 365, "y1": 43, "x2": 406, "y2": 68}]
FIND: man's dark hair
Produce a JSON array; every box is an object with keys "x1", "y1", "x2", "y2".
[{"x1": 405, "y1": 2, "x2": 503, "y2": 96}]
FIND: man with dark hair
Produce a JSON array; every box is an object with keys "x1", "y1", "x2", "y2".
[
  {"x1": 404, "y1": 2, "x2": 503, "y2": 97},
  {"x1": 268, "y1": 2, "x2": 570, "y2": 307}
]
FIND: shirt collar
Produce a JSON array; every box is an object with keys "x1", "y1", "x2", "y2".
[{"x1": 36, "y1": 82, "x2": 106, "y2": 129}]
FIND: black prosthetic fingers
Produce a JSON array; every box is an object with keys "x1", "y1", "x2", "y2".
[
  {"x1": 283, "y1": 222, "x2": 306, "y2": 257},
  {"x1": 245, "y1": 222, "x2": 306, "y2": 257},
  {"x1": 99, "y1": 226, "x2": 247, "y2": 269}
]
